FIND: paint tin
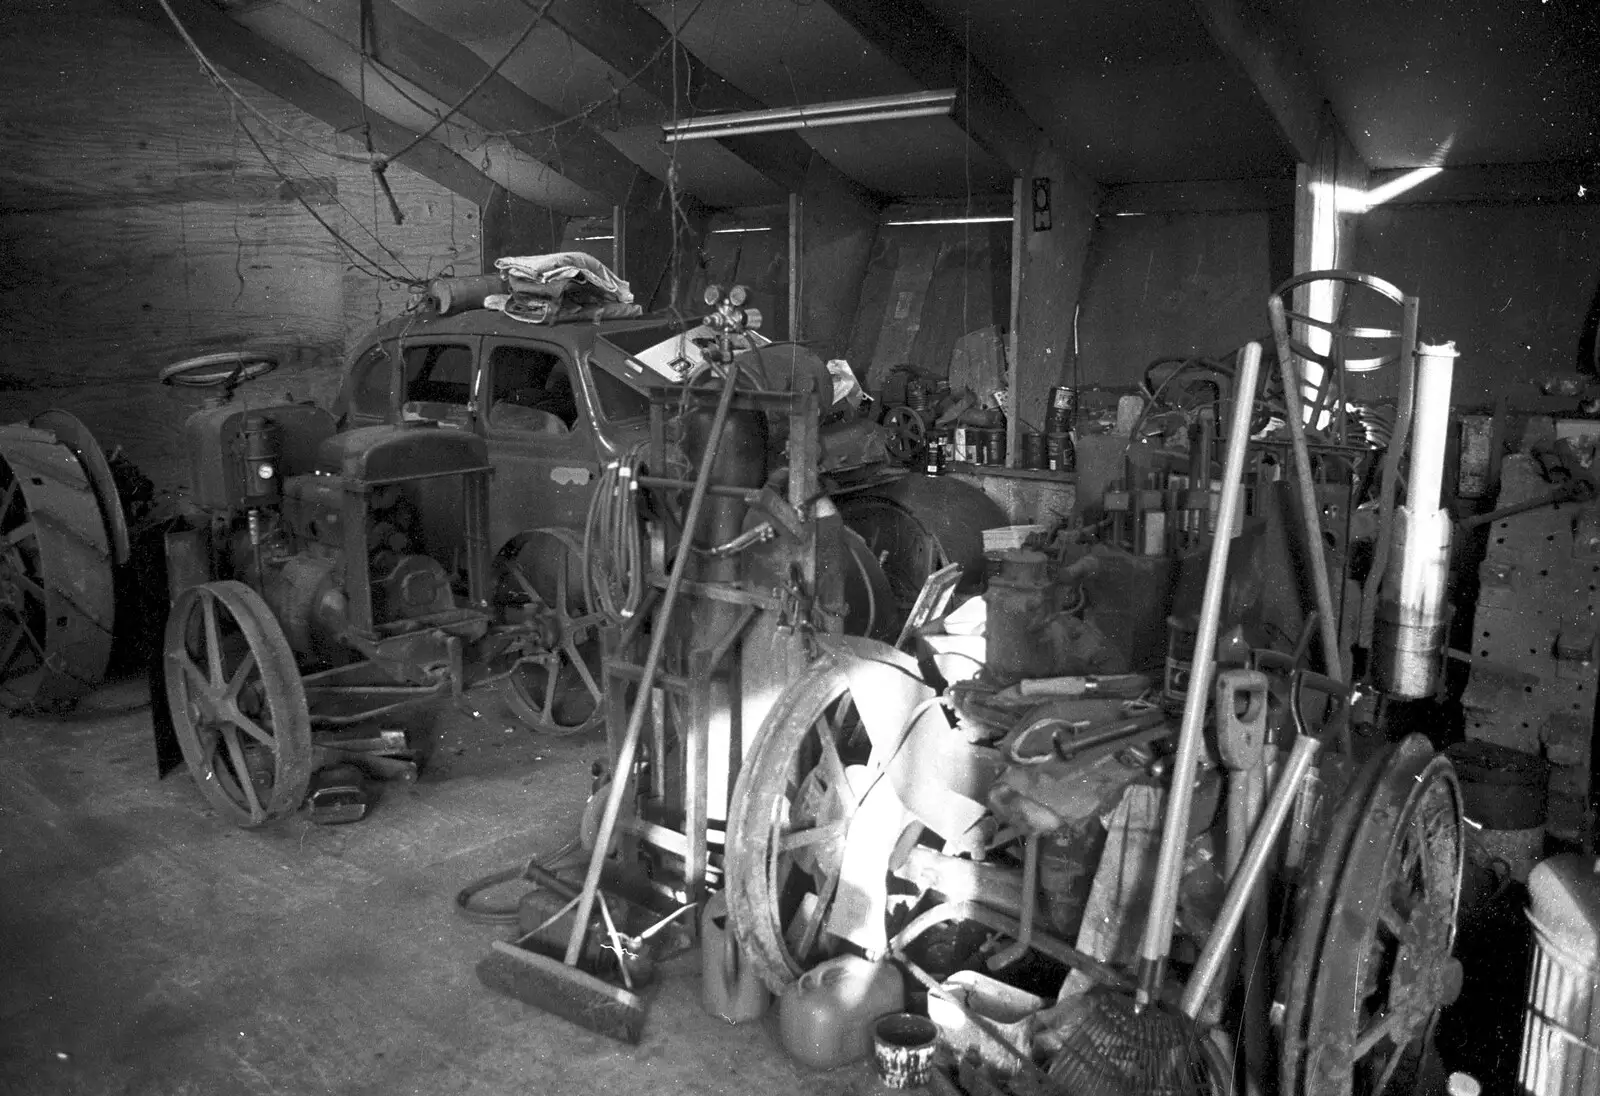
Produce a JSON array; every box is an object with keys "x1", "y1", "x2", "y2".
[
  {"x1": 983, "y1": 427, "x2": 1007, "y2": 466},
  {"x1": 1021, "y1": 432, "x2": 1046, "y2": 469},
  {"x1": 872, "y1": 1012, "x2": 939, "y2": 1089}
]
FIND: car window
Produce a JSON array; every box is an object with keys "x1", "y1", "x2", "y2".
[
  {"x1": 489, "y1": 344, "x2": 576, "y2": 429},
  {"x1": 590, "y1": 361, "x2": 652, "y2": 422},
  {"x1": 404, "y1": 344, "x2": 474, "y2": 404},
  {"x1": 348, "y1": 344, "x2": 393, "y2": 417}
]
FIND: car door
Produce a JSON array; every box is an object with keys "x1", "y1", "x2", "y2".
[{"x1": 480, "y1": 337, "x2": 599, "y2": 551}]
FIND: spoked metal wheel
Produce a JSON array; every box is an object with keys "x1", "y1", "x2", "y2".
[
  {"x1": 164, "y1": 581, "x2": 312, "y2": 827},
  {"x1": 1280, "y1": 733, "x2": 1465, "y2": 1096},
  {"x1": 837, "y1": 476, "x2": 1005, "y2": 618},
  {"x1": 0, "y1": 432, "x2": 115, "y2": 712},
  {"x1": 880, "y1": 405, "x2": 927, "y2": 462},
  {"x1": 726, "y1": 636, "x2": 931, "y2": 993},
  {"x1": 497, "y1": 529, "x2": 604, "y2": 737}
]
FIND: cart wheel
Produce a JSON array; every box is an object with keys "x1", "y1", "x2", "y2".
[
  {"x1": 164, "y1": 581, "x2": 312, "y2": 827},
  {"x1": 1279, "y1": 734, "x2": 1465, "y2": 1096},
  {"x1": 497, "y1": 529, "x2": 605, "y2": 737},
  {"x1": 725, "y1": 638, "x2": 912, "y2": 992}
]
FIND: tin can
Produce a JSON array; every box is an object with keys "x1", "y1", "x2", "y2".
[
  {"x1": 1045, "y1": 386, "x2": 1076, "y2": 434},
  {"x1": 1021, "y1": 432, "x2": 1046, "y2": 469},
  {"x1": 983, "y1": 427, "x2": 1007, "y2": 466},
  {"x1": 1046, "y1": 432, "x2": 1075, "y2": 472}
]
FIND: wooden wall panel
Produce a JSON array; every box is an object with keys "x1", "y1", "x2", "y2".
[
  {"x1": 1076, "y1": 210, "x2": 1273, "y2": 389},
  {"x1": 849, "y1": 222, "x2": 1012, "y2": 393},
  {"x1": 0, "y1": 0, "x2": 478, "y2": 488}
]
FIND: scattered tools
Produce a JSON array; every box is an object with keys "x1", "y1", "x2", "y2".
[{"x1": 993, "y1": 673, "x2": 1152, "y2": 703}]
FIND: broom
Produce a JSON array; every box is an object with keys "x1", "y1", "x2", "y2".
[
  {"x1": 475, "y1": 352, "x2": 746, "y2": 1043},
  {"x1": 1046, "y1": 341, "x2": 1263, "y2": 1096}
]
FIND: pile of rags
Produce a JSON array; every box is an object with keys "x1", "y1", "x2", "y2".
[{"x1": 487, "y1": 252, "x2": 643, "y2": 324}]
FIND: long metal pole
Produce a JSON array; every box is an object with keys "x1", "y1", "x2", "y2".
[
  {"x1": 564, "y1": 360, "x2": 744, "y2": 965},
  {"x1": 1180, "y1": 733, "x2": 1321, "y2": 1016},
  {"x1": 1269, "y1": 297, "x2": 1345, "y2": 685},
  {"x1": 1134, "y1": 341, "x2": 1262, "y2": 1006}
]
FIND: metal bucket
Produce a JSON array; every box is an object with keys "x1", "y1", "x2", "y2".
[{"x1": 1519, "y1": 854, "x2": 1600, "y2": 1096}]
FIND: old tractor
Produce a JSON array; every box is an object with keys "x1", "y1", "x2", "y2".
[
  {"x1": 143, "y1": 282, "x2": 1001, "y2": 826},
  {"x1": 154, "y1": 351, "x2": 548, "y2": 826}
]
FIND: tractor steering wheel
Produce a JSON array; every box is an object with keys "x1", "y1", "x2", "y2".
[{"x1": 158, "y1": 351, "x2": 279, "y2": 389}]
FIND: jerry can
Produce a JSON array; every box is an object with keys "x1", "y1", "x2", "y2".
[
  {"x1": 777, "y1": 954, "x2": 904, "y2": 1069},
  {"x1": 700, "y1": 891, "x2": 770, "y2": 1023}
]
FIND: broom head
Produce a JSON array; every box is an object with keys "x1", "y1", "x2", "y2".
[{"x1": 1044, "y1": 986, "x2": 1218, "y2": 1096}]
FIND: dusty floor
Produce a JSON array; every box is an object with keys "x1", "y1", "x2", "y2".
[{"x1": 0, "y1": 677, "x2": 886, "y2": 1096}]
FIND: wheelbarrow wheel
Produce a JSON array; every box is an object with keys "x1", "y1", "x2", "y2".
[{"x1": 164, "y1": 581, "x2": 312, "y2": 827}]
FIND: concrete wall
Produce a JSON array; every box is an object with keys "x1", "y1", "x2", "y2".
[
  {"x1": 0, "y1": 0, "x2": 478, "y2": 488},
  {"x1": 1351, "y1": 202, "x2": 1600, "y2": 409}
]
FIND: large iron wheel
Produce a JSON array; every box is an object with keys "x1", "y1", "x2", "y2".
[
  {"x1": 497, "y1": 529, "x2": 604, "y2": 737},
  {"x1": 1279, "y1": 734, "x2": 1465, "y2": 1096},
  {"x1": 726, "y1": 637, "x2": 927, "y2": 992},
  {"x1": 0, "y1": 432, "x2": 115, "y2": 712},
  {"x1": 164, "y1": 581, "x2": 312, "y2": 827}
]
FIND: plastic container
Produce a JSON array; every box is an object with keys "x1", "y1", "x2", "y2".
[
  {"x1": 777, "y1": 955, "x2": 905, "y2": 1069},
  {"x1": 700, "y1": 891, "x2": 769, "y2": 1024},
  {"x1": 926, "y1": 970, "x2": 1044, "y2": 1073},
  {"x1": 1519, "y1": 854, "x2": 1600, "y2": 1096}
]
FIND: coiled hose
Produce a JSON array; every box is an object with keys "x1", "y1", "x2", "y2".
[
  {"x1": 583, "y1": 441, "x2": 649, "y2": 623},
  {"x1": 453, "y1": 837, "x2": 582, "y2": 925}
]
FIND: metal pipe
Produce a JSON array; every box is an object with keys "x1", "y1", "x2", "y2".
[
  {"x1": 1375, "y1": 342, "x2": 1457, "y2": 698},
  {"x1": 1180, "y1": 732, "x2": 1321, "y2": 1017},
  {"x1": 1135, "y1": 341, "x2": 1262, "y2": 1007},
  {"x1": 1269, "y1": 296, "x2": 1346, "y2": 685}
]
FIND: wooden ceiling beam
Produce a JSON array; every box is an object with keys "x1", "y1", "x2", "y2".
[
  {"x1": 817, "y1": 0, "x2": 1046, "y2": 176},
  {"x1": 542, "y1": 0, "x2": 846, "y2": 197},
  {"x1": 365, "y1": 0, "x2": 652, "y2": 206},
  {"x1": 1186, "y1": 0, "x2": 1337, "y2": 166},
  {"x1": 117, "y1": 0, "x2": 526, "y2": 207}
]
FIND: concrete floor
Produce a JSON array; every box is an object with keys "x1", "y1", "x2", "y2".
[{"x1": 0, "y1": 678, "x2": 884, "y2": 1096}]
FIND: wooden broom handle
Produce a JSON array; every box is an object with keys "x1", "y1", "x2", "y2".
[{"x1": 564, "y1": 360, "x2": 744, "y2": 966}]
